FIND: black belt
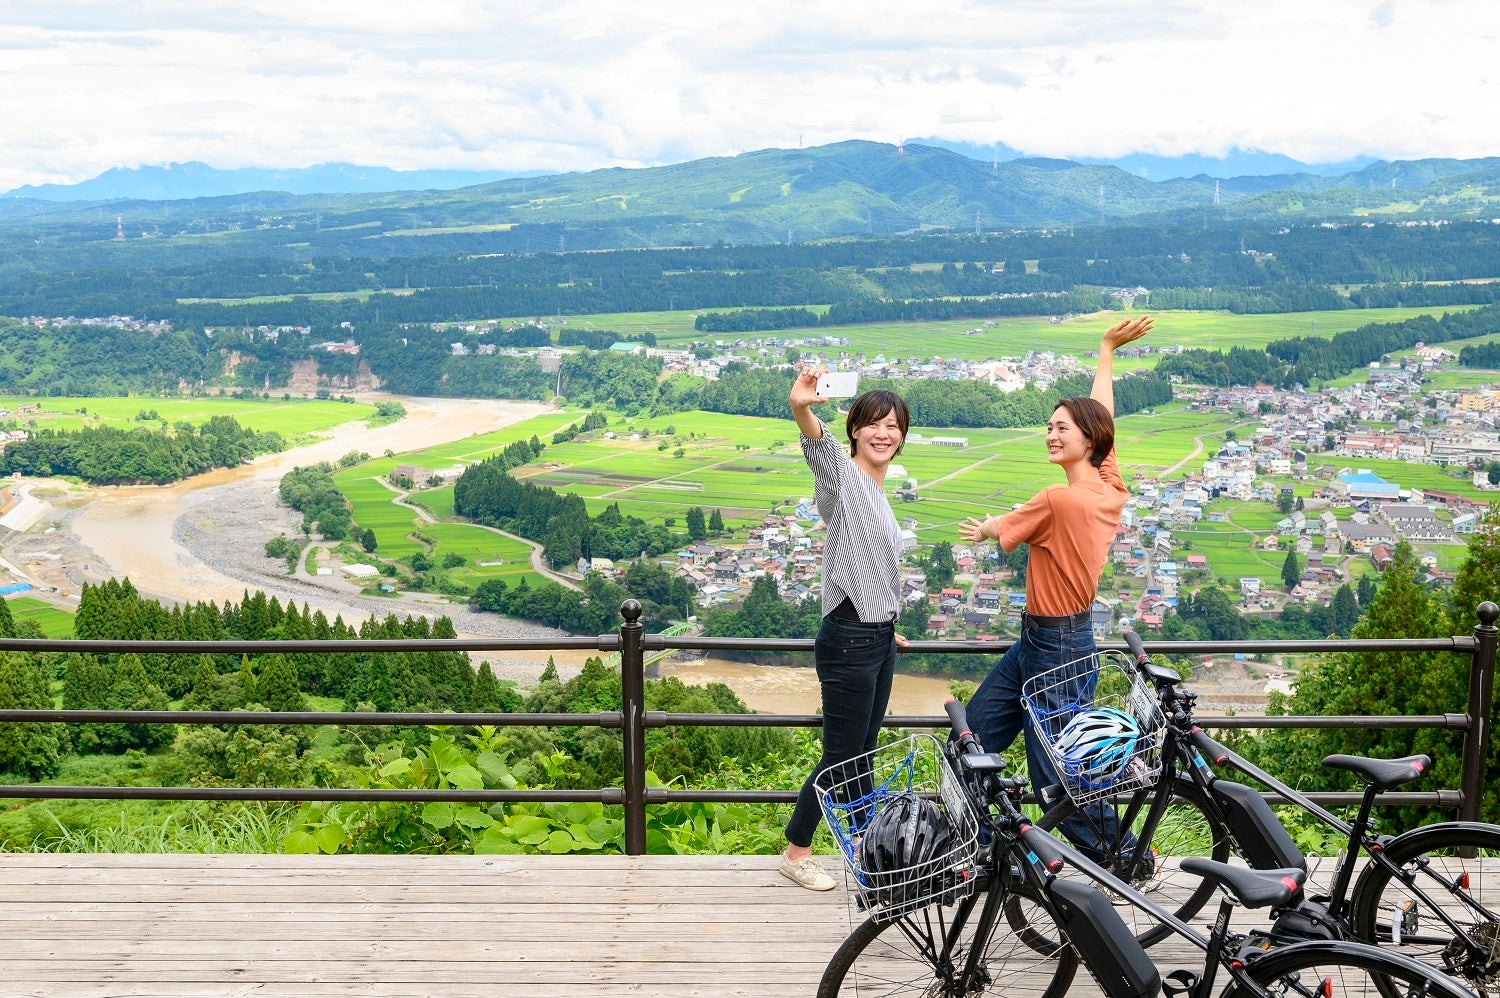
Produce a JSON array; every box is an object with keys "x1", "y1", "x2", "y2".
[
  {"x1": 1022, "y1": 608, "x2": 1092, "y2": 630},
  {"x1": 829, "y1": 598, "x2": 896, "y2": 627}
]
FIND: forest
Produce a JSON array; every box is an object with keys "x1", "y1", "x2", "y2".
[{"x1": 0, "y1": 415, "x2": 283, "y2": 484}]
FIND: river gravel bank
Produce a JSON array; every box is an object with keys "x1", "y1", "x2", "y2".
[{"x1": 166, "y1": 480, "x2": 582, "y2": 686}]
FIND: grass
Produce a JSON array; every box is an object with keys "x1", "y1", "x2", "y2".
[
  {"x1": 498, "y1": 305, "x2": 1475, "y2": 374},
  {"x1": 328, "y1": 411, "x2": 584, "y2": 587},
  {"x1": 323, "y1": 395, "x2": 1484, "y2": 590},
  {"x1": 8, "y1": 597, "x2": 74, "y2": 638},
  {"x1": 0, "y1": 394, "x2": 374, "y2": 441}
]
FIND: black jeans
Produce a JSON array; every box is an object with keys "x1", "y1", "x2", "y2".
[{"x1": 784, "y1": 615, "x2": 897, "y2": 848}]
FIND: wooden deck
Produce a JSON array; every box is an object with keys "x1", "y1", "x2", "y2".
[
  {"x1": 0, "y1": 853, "x2": 1484, "y2": 996},
  {"x1": 0, "y1": 853, "x2": 859, "y2": 997}
]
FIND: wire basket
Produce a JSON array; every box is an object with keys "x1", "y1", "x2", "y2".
[
  {"x1": 817, "y1": 734, "x2": 980, "y2": 921},
  {"x1": 1021, "y1": 649, "x2": 1166, "y2": 806}
]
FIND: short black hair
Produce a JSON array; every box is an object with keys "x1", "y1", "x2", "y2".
[{"x1": 845, "y1": 390, "x2": 911, "y2": 458}]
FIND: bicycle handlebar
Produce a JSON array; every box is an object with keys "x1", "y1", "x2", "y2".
[
  {"x1": 1123, "y1": 629, "x2": 1148, "y2": 663},
  {"x1": 945, "y1": 697, "x2": 983, "y2": 756}
]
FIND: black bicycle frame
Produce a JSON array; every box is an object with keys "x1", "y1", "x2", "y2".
[{"x1": 1119, "y1": 663, "x2": 1500, "y2": 960}]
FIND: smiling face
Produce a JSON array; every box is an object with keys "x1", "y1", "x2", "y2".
[
  {"x1": 844, "y1": 389, "x2": 911, "y2": 476},
  {"x1": 1045, "y1": 404, "x2": 1094, "y2": 467},
  {"x1": 852, "y1": 407, "x2": 905, "y2": 470}
]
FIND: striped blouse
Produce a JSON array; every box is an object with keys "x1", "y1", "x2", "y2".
[{"x1": 801, "y1": 421, "x2": 904, "y2": 622}]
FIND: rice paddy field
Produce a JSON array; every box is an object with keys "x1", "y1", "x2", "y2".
[
  {"x1": 326, "y1": 388, "x2": 1486, "y2": 590},
  {"x1": 7, "y1": 596, "x2": 74, "y2": 638},
  {"x1": 0, "y1": 395, "x2": 373, "y2": 440},
  {"x1": 511, "y1": 305, "x2": 1474, "y2": 375},
  {"x1": 331, "y1": 409, "x2": 581, "y2": 587}
]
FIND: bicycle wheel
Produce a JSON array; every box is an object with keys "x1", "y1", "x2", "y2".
[
  {"x1": 1035, "y1": 776, "x2": 1228, "y2": 947},
  {"x1": 1351, "y1": 822, "x2": 1500, "y2": 997},
  {"x1": 1221, "y1": 938, "x2": 1475, "y2": 998},
  {"x1": 817, "y1": 885, "x2": 1078, "y2": 997}
]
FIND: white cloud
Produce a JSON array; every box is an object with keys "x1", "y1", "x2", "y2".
[{"x1": 0, "y1": 0, "x2": 1495, "y2": 189}]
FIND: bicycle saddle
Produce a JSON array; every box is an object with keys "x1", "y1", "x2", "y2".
[
  {"x1": 1180, "y1": 857, "x2": 1305, "y2": 909},
  {"x1": 1321, "y1": 754, "x2": 1431, "y2": 791}
]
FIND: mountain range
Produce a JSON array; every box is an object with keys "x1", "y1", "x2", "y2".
[{"x1": 3, "y1": 141, "x2": 1498, "y2": 252}]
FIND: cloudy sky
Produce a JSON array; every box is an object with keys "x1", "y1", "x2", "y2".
[{"x1": 0, "y1": 0, "x2": 1493, "y2": 190}]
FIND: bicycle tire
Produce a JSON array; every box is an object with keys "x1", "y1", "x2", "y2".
[
  {"x1": 1350, "y1": 821, "x2": 1500, "y2": 998},
  {"x1": 1220, "y1": 938, "x2": 1476, "y2": 998},
  {"x1": 1034, "y1": 775, "x2": 1228, "y2": 947},
  {"x1": 817, "y1": 885, "x2": 1078, "y2": 997}
]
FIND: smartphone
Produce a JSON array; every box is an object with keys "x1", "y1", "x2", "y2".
[{"x1": 816, "y1": 372, "x2": 860, "y2": 398}]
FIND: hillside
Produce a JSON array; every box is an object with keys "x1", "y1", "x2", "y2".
[{"x1": 2, "y1": 141, "x2": 1499, "y2": 255}]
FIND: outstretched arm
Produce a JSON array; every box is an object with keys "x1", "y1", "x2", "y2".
[
  {"x1": 790, "y1": 366, "x2": 828, "y2": 439},
  {"x1": 1091, "y1": 315, "x2": 1153, "y2": 415}
]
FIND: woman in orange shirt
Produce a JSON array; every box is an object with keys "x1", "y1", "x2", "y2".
[{"x1": 958, "y1": 314, "x2": 1152, "y2": 860}]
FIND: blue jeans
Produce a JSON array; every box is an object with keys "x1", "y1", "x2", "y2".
[
  {"x1": 964, "y1": 618, "x2": 1127, "y2": 862},
  {"x1": 785, "y1": 616, "x2": 897, "y2": 848}
]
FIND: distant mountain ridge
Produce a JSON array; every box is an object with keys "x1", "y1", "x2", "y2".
[
  {"x1": 3, "y1": 140, "x2": 1500, "y2": 251},
  {"x1": 0, "y1": 142, "x2": 1439, "y2": 203},
  {"x1": 4, "y1": 162, "x2": 545, "y2": 201}
]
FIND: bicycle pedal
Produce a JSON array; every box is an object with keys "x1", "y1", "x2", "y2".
[{"x1": 1162, "y1": 969, "x2": 1199, "y2": 998}]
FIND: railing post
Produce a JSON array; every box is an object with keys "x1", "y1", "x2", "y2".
[
  {"x1": 1458, "y1": 601, "x2": 1498, "y2": 824},
  {"x1": 619, "y1": 599, "x2": 647, "y2": 854}
]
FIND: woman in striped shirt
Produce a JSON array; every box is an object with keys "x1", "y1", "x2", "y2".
[{"x1": 780, "y1": 370, "x2": 911, "y2": 891}]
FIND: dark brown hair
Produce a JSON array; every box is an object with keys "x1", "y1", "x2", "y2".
[
  {"x1": 1053, "y1": 396, "x2": 1115, "y2": 468},
  {"x1": 845, "y1": 389, "x2": 910, "y2": 458}
]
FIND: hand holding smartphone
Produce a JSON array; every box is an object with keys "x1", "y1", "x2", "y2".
[{"x1": 815, "y1": 372, "x2": 860, "y2": 398}]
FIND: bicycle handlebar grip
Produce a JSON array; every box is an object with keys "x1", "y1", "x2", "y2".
[
  {"x1": 945, "y1": 697, "x2": 969, "y2": 735},
  {"x1": 1018, "y1": 822, "x2": 1069, "y2": 873},
  {"x1": 1123, "y1": 629, "x2": 1148, "y2": 662},
  {"x1": 945, "y1": 698, "x2": 983, "y2": 755}
]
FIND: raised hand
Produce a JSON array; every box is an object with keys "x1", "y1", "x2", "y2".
[
  {"x1": 958, "y1": 516, "x2": 989, "y2": 543},
  {"x1": 1101, "y1": 315, "x2": 1153, "y2": 351},
  {"x1": 790, "y1": 366, "x2": 829, "y2": 409}
]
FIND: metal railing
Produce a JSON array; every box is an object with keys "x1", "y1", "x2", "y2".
[{"x1": 0, "y1": 600, "x2": 1493, "y2": 855}]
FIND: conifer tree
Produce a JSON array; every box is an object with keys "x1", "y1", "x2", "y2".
[
  {"x1": 1444, "y1": 506, "x2": 1500, "y2": 821},
  {"x1": 99, "y1": 653, "x2": 174, "y2": 753},
  {"x1": 256, "y1": 653, "x2": 306, "y2": 713},
  {"x1": 0, "y1": 652, "x2": 66, "y2": 778},
  {"x1": 1281, "y1": 548, "x2": 1301, "y2": 591},
  {"x1": 470, "y1": 661, "x2": 505, "y2": 713}
]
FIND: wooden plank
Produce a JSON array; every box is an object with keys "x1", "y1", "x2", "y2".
[
  {"x1": 0, "y1": 854, "x2": 856, "y2": 994},
  {"x1": 0, "y1": 853, "x2": 1481, "y2": 995}
]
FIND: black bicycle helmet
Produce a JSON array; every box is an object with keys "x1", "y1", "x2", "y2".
[{"x1": 857, "y1": 792, "x2": 956, "y2": 908}]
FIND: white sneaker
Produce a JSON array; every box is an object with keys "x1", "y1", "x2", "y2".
[{"x1": 779, "y1": 853, "x2": 837, "y2": 891}]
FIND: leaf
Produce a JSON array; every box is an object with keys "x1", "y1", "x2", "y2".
[
  {"x1": 428, "y1": 738, "x2": 466, "y2": 773},
  {"x1": 446, "y1": 764, "x2": 483, "y2": 791},
  {"x1": 475, "y1": 750, "x2": 512, "y2": 787},
  {"x1": 547, "y1": 829, "x2": 574, "y2": 853},
  {"x1": 378, "y1": 757, "x2": 412, "y2": 780},
  {"x1": 586, "y1": 817, "x2": 621, "y2": 842},
  {"x1": 506, "y1": 815, "x2": 552, "y2": 838},
  {"x1": 281, "y1": 829, "x2": 321, "y2": 855},
  {"x1": 312, "y1": 822, "x2": 346, "y2": 855},
  {"x1": 422, "y1": 802, "x2": 454, "y2": 829},
  {"x1": 474, "y1": 827, "x2": 524, "y2": 855},
  {"x1": 454, "y1": 805, "x2": 494, "y2": 830}
]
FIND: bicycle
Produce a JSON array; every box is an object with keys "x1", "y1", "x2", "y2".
[
  {"x1": 1028, "y1": 630, "x2": 1498, "y2": 995},
  {"x1": 816, "y1": 699, "x2": 1475, "y2": 998}
]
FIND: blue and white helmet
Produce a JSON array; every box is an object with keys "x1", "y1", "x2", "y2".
[{"x1": 1052, "y1": 707, "x2": 1141, "y2": 785}]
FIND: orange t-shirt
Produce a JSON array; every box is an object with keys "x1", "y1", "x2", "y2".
[{"x1": 994, "y1": 451, "x2": 1128, "y2": 616}]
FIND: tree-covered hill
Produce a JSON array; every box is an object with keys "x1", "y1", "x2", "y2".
[{"x1": 4, "y1": 141, "x2": 1500, "y2": 259}]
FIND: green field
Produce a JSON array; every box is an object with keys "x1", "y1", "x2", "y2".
[
  {"x1": 501, "y1": 305, "x2": 1473, "y2": 375},
  {"x1": 322, "y1": 394, "x2": 1483, "y2": 590},
  {"x1": 8, "y1": 596, "x2": 74, "y2": 638},
  {"x1": 0, "y1": 395, "x2": 374, "y2": 440},
  {"x1": 331, "y1": 411, "x2": 583, "y2": 587}
]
